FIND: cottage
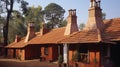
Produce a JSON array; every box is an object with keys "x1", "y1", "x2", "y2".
[
  {"x1": 6, "y1": 0, "x2": 120, "y2": 67},
  {"x1": 29, "y1": 9, "x2": 79, "y2": 62},
  {"x1": 59, "y1": 0, "x2": 120, "y2": 67},
  {"x1": 6, "y1": 9, "x2": 79, "y2": 61},
  {"x1": 6, "y1": 22, "x2": 41, "y2": 60}
]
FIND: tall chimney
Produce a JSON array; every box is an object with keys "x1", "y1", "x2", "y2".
[
  {"x1": 15, "y1": 35, "x2": 21, "y2": 42},
  {"x1": 84, "y1": 0, "x2": 104, "y2": 32},
  {"x1": 25, "y1": 22, "x2": 35, "y2": 42},
  {"x1": 64, "y1": 9, "x2": 78, "y2": 35},
  {"x1": 40, "y1": 21, "x2": 49, "y2": 36}
]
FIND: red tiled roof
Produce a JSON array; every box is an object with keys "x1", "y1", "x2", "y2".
[
  {"x1": 6, "y1": 27, "x2": 66, "y2": 48},
  {"x1": 6, "y1": 18, "x2": 120, "y2": 48},
  {"x1": 29, "y1": 27, "x2": 67, "y2": 44},
  {"x1": 6, "y1": 39, "x2": 28, "y2": 48},
  {"x1": 59, "y1": 30, "x2": 100, "y2": 44},
  {"x1": 103, "y1": 18, "x2": 120, "y2": 41},
  {"x1": 6, "y1": 42, "x2": 17, "y2": 48},
  {"x1": 60, "y1": 18, "x2": 120, "y2": 44}
]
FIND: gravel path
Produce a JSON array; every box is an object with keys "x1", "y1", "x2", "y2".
[{"x1": 0, "y1": 57, "x2": 58, "y2": 67}]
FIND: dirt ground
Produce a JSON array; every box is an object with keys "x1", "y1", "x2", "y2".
[{"x1": 0, "y1": 56, "x2": 58, "y2": 67}]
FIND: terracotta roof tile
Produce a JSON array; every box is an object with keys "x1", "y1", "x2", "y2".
[
  {"x1": 103, "y1": 18, "x2": 120, "y2": 41},
  {"x1": 59, "y1": 30, "x2": 100, "y2": 44},
  {"x1": 6, "y1": 38, "x2": 28, "y2": 48},
  {"x1": 6, "y1": 42, "x2": 17, "y2": 48},
  {"x1": 6, "y1": 27, "x2": 66, "y2": 48},
  {"x1": 59, "y1": 18, "x2": 120, "y2": 44},
  {"x1": 29, "y1": 27, "x2": 67, "y2": 44},
  {"x1": 6, "y1": 18, "x2": 120, "y2": 48}
]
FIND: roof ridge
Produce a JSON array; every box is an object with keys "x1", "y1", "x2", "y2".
[
  {"x1": 52, "y1": 27, "x2": 65, "y2": 31},
  {"x1": 58, "y1": 30, "x2": 90, "y2": 43},
  {"x1": 112, "y1": 17, "x2": 120, "y2": 20},
  {"x1": 104, "y1": 17, "x2": 120, "y2": 21},
  {"x1": 57, "y1": 31, "x2": 80, "y2": 43}
]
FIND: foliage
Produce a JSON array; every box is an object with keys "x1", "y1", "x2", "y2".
[
  {"x1": 58, "y1": 55, "x2": 63, "y2": 64},
  {"x1": 93, "y1": 57, "x2": 97, "y2": 64},
  {"x1": 24, "y1": 6, "x2": 43, "y2": 31},
  {"x1": 0, "y1": 17, "x2": 5, "y2": 43},
  {"x1": 58, "y1": 19, "x2": 67, "y2": 27},
  {"x1": 0, "y1": 0, "x2": 28, "y2": 46},
  {"x1": 20, "y1": 0, "x2": 29, "y2": 14},
  {"x1": 72, "y1": 50, "x2": 80, "y2": 62},
  {"x1": 8, "y1": 10, "x2": 27, "y2": 43},
  {"x1": 44, "y1": 3, "x2": 65, "y2": 29},
  {"x1": 79, "y1": 23, "x2": 85, "y2": 30},
  {"x1": 102, "y1": 12, "x2": 106, "y2": 20},
  {"x1": 17, "y1": 54, "x2": 21, "y2": 60}
]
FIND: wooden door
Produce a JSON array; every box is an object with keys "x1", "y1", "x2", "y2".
[{"x1": 89, "y1": 51, "x2": 100, "y2": 67}]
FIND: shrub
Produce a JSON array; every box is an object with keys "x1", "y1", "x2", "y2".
[
  {"x1": 72, "y1": 50, "x2": 80, "y2": 62},
  {"x1": 58, "y1": 55, "x2": 63, "y2": 64}
]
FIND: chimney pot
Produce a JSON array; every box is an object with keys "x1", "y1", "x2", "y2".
[
  {"x1": 69, "y1": 9, "x2": 73, "y2": 16},
  {"x1": 64, "y1": 9, "x2": 78, "y2": 35},
  {"x1": 40, "y1": 21, "x2": 50, "y2": 36},
  {"x1": 73, "y1": 9, "x2": 76, "y2": 15},
  {"x1": 69, "y1": 9, "x2": 76, "y2": 16},
  {"x1": 84, "y1": 0, "x2": 104, "y2": 32}
]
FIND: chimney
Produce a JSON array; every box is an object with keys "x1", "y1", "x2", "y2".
[
  {"x1": 25, "y1": 22, "x2": 36, "y2": 42},
  {"x1": 15, "y1": 35, "x2": 21, "y2": 42},
  {"x1": 84, "y1": 0, "x2": 104, "y2": 32},
  {"x1": 64, "y1": 9, "x2": 78, "y2": 35},
  {"x1": 40, "y1": 21, "x2": 50, "y2": 36}
]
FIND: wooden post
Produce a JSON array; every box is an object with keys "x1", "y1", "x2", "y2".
[
  {"x1": 87, "y1": 49, "x2": 90, "y2": 63},
  {"x1": 58, "y1": 45, "x2": 61, "y2": 56},
  {"x1": 63, "y1": 44, "x2": 68, "y2": 67},
  {"x1": 107, "y1": 45, "x2": 110, "y2": 64}
]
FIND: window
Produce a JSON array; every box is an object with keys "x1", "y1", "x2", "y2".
[
  {"x1": 80, "y1": 53, "x2": 89, "y2": 63},
  {"x1": 79, "y1": 45, "x2": 89, "y2": 63},
  {"x1": 44, "y1": 47, "x2": 48, "y2": 55}
]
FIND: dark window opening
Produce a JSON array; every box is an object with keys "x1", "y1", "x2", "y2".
[
  {"x1": 44, "y1": 47, "x2": 48, "y2": 55},
  {"x1": 79, "y1": 45, "x2": 89, "y2": 63}
]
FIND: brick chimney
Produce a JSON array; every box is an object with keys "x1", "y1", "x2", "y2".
[
  {"x1": 15, "y1": 35, "x2": 21, "y2": 42},
  {"x1": 84, "y1": 0, "x2": 104, "y2": 32},
  {"x1": 64, "y1": 9, "x2": 78, "y2": 35},
  {"x1": 40, "y1": 21, "x2": 50, "y2": 36},
  {"x1": 25, "y1": 22, "x2": 36, "y2": 42}
]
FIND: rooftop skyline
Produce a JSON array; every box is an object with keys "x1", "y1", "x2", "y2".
[{"x1": 14, "y1": 0, "x2": 120, "y2": 24}]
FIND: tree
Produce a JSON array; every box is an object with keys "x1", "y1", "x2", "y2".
[
  {"x1": 58, "y1": 19, "x2": 67, "y2": 27},
  {"x1": 0, "y1": 0, "x2": 28, "y2": 56},
  {"x1": 102, "y1": 12, "x2": 106, "y2": 20},
  {"x1": 0, "y1": 0, "x2": 28, "y2": 46},
  {"x1": 8, "y1": 10, "x2": 27, "y2": 43},
  {"x1": 24, "y1": 6, "x2": 43, "y2": 31},
  {"x1": 79, "y1": 23, "x2": 85, "y2": 30},
  {"x1": 0, "y1": 16, "x2": 5, "y2": 43},
  {"x1": 44, "y1": 3, "x2": 65, "y2": 29}
]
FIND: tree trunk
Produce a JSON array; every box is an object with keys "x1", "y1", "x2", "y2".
[
  {"x1": 3, "y1": 0, "x2": 14, "y2": 56},
  {"x1": 3, "y1": 11, "x2": 11, "y2": 56}
]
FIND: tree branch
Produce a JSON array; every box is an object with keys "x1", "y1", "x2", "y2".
[
  {"x1": 10, "y1": 0, "x2": 14, "y2": 13},
  {"x1": 5, "y1": 0, "x2": 9, "y2": 12}
]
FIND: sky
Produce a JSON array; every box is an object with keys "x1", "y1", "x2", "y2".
[{"x1": 14, "y1": 0, "x2": 120, "y2": 25}]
